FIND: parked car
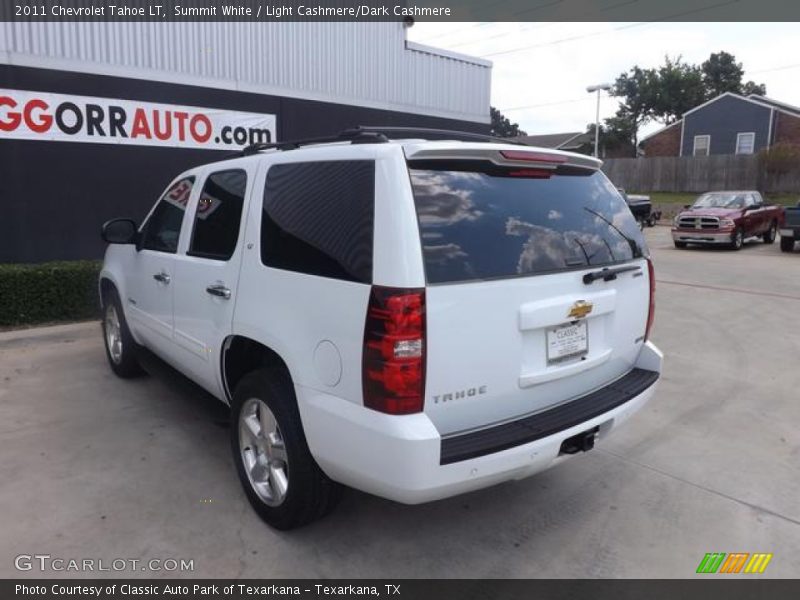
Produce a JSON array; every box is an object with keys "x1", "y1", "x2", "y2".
[
  {"x1": 671, "y1": 191, "x2": 785, "y2": 250},
  {"x1": 779, "y1": 201, "x2": 800, "y2": 252},
  {"x1": 617, "y1": 188, "x2": 661, "y2": 228},
  {"x1": 98, "y1": 127, "x2": 662, "y2": 529}
]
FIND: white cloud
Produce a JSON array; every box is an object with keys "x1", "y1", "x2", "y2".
[{"x1": 409, "y1": 22, "x2": 799, "y2": 138}]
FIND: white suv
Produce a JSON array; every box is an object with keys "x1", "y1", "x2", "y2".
[{"x1": 99, "y1": 127, "x2": 662, "y2": 529}]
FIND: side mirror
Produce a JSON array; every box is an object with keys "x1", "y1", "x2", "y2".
[
  {"x1": 683, "y1": 204, "x2": 692, "y2": 209},
  {"x1": 101, "y1": 219, "x2": 138, "y2": 244}
]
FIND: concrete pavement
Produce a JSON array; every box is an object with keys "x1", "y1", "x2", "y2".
[{"x1": 1, "y1": 227, "x2": 798, "y2": 578}]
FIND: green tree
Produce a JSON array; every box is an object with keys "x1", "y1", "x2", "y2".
[
  {"x1": 610, "y1": 66, "x2": 659, "y2": 148},
  {"x1": 602, "y1": 113, "x2": 639, "y2": 157},
  {"x1": 579, "y1": 114, "x2": 638, "y2": 158},
  {"x1": 701, "y1": 51, "x2": 766, "y2": 98},
  {"x1": 652, "y1": 56, "x2": 706, "y2": 124},
  {"x1": 607, "y1": 51, "x2": 767, "y2": 153},
  {"x1": 742, "y1": 80, "x2": 768, "y2": 96},
  {"x1": 490, "y1": 106, "x2": 527, "y2": 137}
]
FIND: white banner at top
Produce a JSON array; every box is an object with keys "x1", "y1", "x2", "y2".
[{"x1": 0, "y1": 88, "x2": 277, "y2": 150}]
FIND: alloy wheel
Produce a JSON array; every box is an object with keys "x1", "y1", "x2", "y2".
[
  {"x1": 104, "y1": 304, "x2": 123, "y2": 364},
  {"x1": 239, "y1": 398, "x2": 290, "y2": 507}
]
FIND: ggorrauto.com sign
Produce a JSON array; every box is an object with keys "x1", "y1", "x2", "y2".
[{"x1": 0, "y1": 88, "x2": 276, "y2": 150}]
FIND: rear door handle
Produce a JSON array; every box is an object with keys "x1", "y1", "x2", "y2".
[
  {"x1": 206, "y1": 284, "x2": 231, "y2": 299},
  {"x1": 153, "y1": 272, "x2": 171, "y2": 284}
]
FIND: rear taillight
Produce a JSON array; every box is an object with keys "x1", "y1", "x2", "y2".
[
  {"x1": 645, "y1": 258, "x2": 656, "y2": 341},
  {"x1": 362, "y1": 286, "x2": 426, "y2": 415}
]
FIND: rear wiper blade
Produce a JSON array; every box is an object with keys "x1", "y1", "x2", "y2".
[
  {"x1": 583, "y1": 265, "x2": 641, "y2": 284},
  {"x1": 583, "y1": 207, "x2": 643, "y2": 258}
]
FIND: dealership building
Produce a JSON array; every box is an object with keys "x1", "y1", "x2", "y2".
[{"x1": 0, "y1": 22, "x2": 491, "y2": 263}]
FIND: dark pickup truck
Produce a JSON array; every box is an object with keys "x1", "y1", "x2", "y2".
[
  {"x1": 618, "y1": 189, "x2": 661, "y2": 227},
  {"x1": 671, "y1": 191, "x2": 785, "y2": 250},
  {"x1": 779, "y1": 202, "x2": 800, "y2": 252}
]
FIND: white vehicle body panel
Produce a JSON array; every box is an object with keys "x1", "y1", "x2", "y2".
[
  {"x1": 100, "y1": 138, "x2": 662, "y2": 504},
  {"x1": 171, "y1": 160, "x2": 259, "y2": 397},
  {"x1": 300, "y1": 342, "x2": 662, "y2": 504},
  {"x1": 423, "y1": 262, "x2": 650, "y2": 436}
]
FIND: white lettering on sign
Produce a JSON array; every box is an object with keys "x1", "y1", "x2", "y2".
[{"x1": 0, "y1": 89, "x2": 276, "y2": 150}]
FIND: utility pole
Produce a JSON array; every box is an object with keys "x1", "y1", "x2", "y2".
[{"x1": 586, "y1": 83, "x2": 612, "y2": 158}]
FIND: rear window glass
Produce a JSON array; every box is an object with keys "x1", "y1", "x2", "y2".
[{"x1": 409, "y1": 163, "x2": 646, "y2": 284}]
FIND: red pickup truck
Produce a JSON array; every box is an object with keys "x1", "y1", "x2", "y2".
[{"x1": 671, "y1": 191, "x2": 785, "y2": 250}]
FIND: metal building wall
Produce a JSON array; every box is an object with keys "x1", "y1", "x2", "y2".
[{"x1": 0, "y1": 21, "x2": 491, "y2": 123}]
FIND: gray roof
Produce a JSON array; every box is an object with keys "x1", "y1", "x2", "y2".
[
  {"x1": 515, "y1": 131, "x2": 590, "y2": 149},
  {"x1": 747, "y1": 95, "x2": 800, "y2": 117}
]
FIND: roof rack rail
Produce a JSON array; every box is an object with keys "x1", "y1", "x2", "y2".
[
  {"x1": 342, "y1": 126, "x2": 528, "y2": 146},
  {"x1": 234, "y1": 129, "x2": 389, "y2": 157},
  {"x1": 231, "y1": 125, "x2": 526, "y2": 158}
]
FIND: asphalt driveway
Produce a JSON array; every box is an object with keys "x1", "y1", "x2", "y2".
[{"x1": 1, "y1": 227, "x2": 798, "y2": 578}]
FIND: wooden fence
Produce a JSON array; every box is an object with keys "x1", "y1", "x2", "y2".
[{"x1": 601, "y1": 155, "x2": 800, "y2": 194}]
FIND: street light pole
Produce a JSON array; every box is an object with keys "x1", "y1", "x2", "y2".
[{"x1": 586, "y1": 83, "x2": 612, "y2": 158}]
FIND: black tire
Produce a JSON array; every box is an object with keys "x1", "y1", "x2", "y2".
[
  {"x1": 731, "y1": 228, "x2": 744, "y2": 251},
  {"x1": 674, "y1": 241, "x2": 687, "y2": 249},
  {"x1": 763, "y1": 221, "x2": 777, "y2": 244},
  {"x1": 781, "y1": 236, "x2": 795, "y2": 253},
  {"x1": 101, "y1": 287, "x2": 145, "y2": 378},
  {"x1": 230, "y1": 368, "x2": 342, "y2": 530}
]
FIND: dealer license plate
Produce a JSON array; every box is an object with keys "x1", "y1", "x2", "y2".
[{"x1": 546, "y1": 321, "x2": 588, "y2": 364}]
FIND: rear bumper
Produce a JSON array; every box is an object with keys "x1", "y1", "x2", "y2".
[
  {"x1": 297, "y1": 341, "x2": 663, "y2": 504},
  {"x1": 671, "y1": 229, "x2": 734, "y2": 244}
]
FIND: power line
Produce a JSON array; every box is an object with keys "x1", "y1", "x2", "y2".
[
  {"x1": 750, "y1": 62, "x2": 800, "y2": 74},
  {"x1": 477, "y1": 0, "x2": 741, "y2": 59},
  {"x1": 412, "y1": 0, "x2": 642, "y2": 48},
  {"x1": 496, "y1": 59, "x2": 800, "y2": 117},
  {"x1": 498, "y1": 97, "x2": 592, "y2": 112},
  {"x1": 425, "y1": 1, "x2": 643, "y2": 52},
  {"x1": 480, "y1": 21, "x2": 646, "y2": 58},
  {"x1": 446, "y1": 23, "x2": 559, "y2": 50}
]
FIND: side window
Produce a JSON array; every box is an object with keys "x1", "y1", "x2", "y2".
[
  {"x1": 736, "y1": 132, "x2": 755, "y2": 155},
  {"x1": 693, "y1": 135, "x2": 710, "y2": 157},
  {"x1": 188, "y1": 169, "x2": 248, "y2": 261},
  {"x1": 260, "y1": 161, "x2": 375, "y2": 283},
  {"x1": 744, "y1": 194, "x2": 757, "y2": 208},
  {"x1": 140, "y1": 177, "x2": 194, "y2": 253}
]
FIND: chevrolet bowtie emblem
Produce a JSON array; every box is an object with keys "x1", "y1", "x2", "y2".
[{"x1": 568, "y1": 300, "x2": 593, "y2": 319}]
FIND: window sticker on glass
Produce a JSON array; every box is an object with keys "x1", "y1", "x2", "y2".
[{"x1": 164, "y1": 178, "x2": 194, "y2": 211}]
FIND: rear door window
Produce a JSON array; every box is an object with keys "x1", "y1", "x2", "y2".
[
  {"x1": 188, "y1": 169, "x2": 247, "y2": 261},
  {"x1": 261, "y1": 160, "x2": 375, "y2": 283},
  {"x1": 408, "y1": 162, "x2": 646, "y2": 284}
]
